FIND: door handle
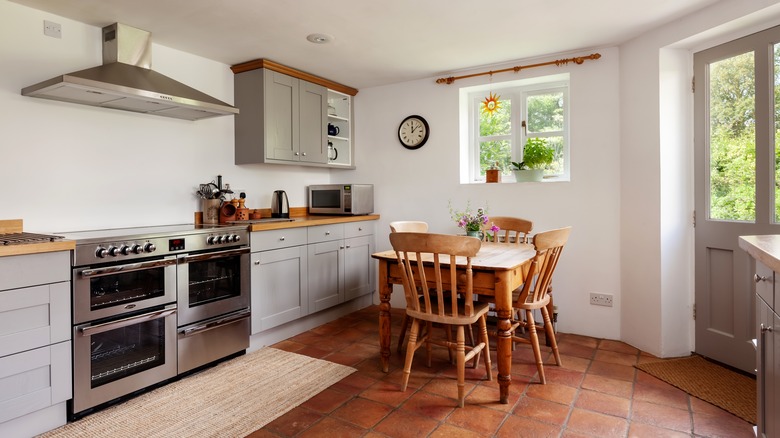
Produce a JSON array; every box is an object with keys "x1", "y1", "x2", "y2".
[{"x1": 754, "y1": 274, "x2": 769, "y2": 283}]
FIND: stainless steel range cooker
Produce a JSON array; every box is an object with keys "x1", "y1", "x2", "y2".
[{"x1": 60, "y1": 223, "x2": 250, "y2": 418}]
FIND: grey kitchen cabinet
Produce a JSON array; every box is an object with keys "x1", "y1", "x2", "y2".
[
  {"x1": 250, "y1": 220, "x2": 376, "y2": 333},
  {"x1": 0, "y1": 251, "x2": 72, "y2": 437},
  {"x1": 307, "y1": 222, "x2": 375, "y2": 313},
  {"x1": 756, "y1": 260, "x2": 778, "y2": 438},
  {"x1": 231, "y1": 59, "x2": 357, "y2": 169},
  {"x1": 250, "y1": 228, "x2": 308, "y2": 334},
  {"x1": 234, "y1": 68, "x2": 328, "y2": 165}
]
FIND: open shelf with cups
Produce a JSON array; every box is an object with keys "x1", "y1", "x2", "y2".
[{"x1": 327, "y1": 89, "x2": 352, "y2": 167}]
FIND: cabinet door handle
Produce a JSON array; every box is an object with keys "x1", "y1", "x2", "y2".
[
  {"x1": 346, "y1": 245, "x2": 351, "y2": 248},
  {"x1": 754, "y1": 274, "x2": 769, "y2": 283},
  {"x1": 294, "y1": 152, "x2": 300, "y2": 156},
  {"x1": 279, "y1": 237, "x2": 285, "y2": 241},
  {"x1": 325, "y1": 231, "x2": 331, "y2": 235},
  {"x1": 302, "y1": 152, "x2": 307, "y2": 156},
  {"x1": 340, "y1": 246, "x2": 345, "y2": 249},
  {"x1": 761, "y1": 323, "x2": 774, "y2": 333},
  {"x1": 254, "y1": 260, "x2": 260, "y2": 265}
]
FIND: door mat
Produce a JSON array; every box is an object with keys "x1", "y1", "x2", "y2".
[
  {"x1": 38, "y1": 347, "x2": 356, "y2": 437},
  {"x1": 635, "y1": 355, "x2": 756, "y2": 424}
]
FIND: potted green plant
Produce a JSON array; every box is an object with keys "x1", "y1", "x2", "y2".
[{"x1": 511, "y1": 137, "x2": 555, "y2": 182}]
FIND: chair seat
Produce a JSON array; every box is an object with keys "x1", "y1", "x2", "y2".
[{"x1": 407, "y1": 301, "x2": 490, "y2": 326}]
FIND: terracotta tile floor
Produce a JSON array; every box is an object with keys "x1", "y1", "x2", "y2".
[{"x1": 248, "y1": 306, "x2": 755, "y2": 438}]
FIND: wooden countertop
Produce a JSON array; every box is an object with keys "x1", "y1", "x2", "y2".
[
  {"x1": 739, "y1": 235, "x2": 780, "y2": 272},
  {"x1": 246, "y1": 214, "x2": 380, "y2": 232},
  {"x1": 0, "y1": 219, "x2": 75, "y2": 258}
]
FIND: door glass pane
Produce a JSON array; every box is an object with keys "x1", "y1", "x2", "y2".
[
  {"x1": 90, "y1": 268, "x2": 166, "y2": 311},
  {"x1": 90, "y1": 318, "x2": 166, "y2": 388},
  {"x1": 775, "y1": 43, "x2": 780, "y2": 222},
  {"x1": 527, "y1": 92, "x2": 564, "y2": 132},
  {"x1": 188, "y1": 255, "x2": 242, "y2": 308},
  {"x1": 479, "y1": 98, "x2": 512, "y2": 175},
  {"x1": 709, "y1": 52, "x2": 755, "y2": 221}
]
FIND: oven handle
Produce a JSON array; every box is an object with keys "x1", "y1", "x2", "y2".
[
  {"x1": 179, "y1": 308, "x2": 251, "y2": 337},
  {"x1": 179, "y1": 247, "x2": 250, "y2": 264},
  {"x1": 80, "y1": 305, "x2": 177, "y2": 336},
  {"x1": 81, "y1": 258, "x2": 177, "y2": 278}
]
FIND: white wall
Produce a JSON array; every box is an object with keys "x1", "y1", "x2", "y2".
[
  {"x1": 342, "y1": 48, "x2": 623, "y2": 339},
  {"x1": 620, "y1": 0, "x2": 780, "y2": 357},
  {"x1": 0, "y1": 0, "x2": 331, "y2": 233}
]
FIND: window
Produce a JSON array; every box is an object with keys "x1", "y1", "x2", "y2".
[{"x1": 459, "y1": 74, "x2": 569, "y2": 183}]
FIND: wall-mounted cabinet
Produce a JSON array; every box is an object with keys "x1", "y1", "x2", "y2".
[{"x1": 232, "y1": 59, "x2": 357, "y2": 169}]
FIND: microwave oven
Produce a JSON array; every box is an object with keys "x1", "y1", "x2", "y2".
[{"x1": 308, "y1": 184, "x2": 374, "y2": 215}]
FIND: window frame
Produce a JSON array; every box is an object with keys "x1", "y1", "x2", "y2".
[{"x1": 459, "y1": 74, "x2": 570, "y2": 183}]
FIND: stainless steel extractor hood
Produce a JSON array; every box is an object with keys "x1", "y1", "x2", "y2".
[{"x1": 22, "y1": 23, "x2": 239, "y2": 121}]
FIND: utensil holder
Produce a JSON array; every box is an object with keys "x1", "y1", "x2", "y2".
[{"x1": 202, "y1": 199, "x2": 221, "y2": 225}]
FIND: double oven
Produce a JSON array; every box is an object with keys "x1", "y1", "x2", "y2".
[{"x1": 63, "y1": 224, "x2": 250, "y2": 417}]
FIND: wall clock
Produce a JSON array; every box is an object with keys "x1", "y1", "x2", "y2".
[{"x1": 398, "y1": 115, "x2": 430, "y2": 150}]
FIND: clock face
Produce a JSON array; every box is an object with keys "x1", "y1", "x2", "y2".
[{"x1": 398, "y1": 115, "x2": 429, "y2": 149}]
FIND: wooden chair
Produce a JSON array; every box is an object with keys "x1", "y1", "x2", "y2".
[
  {"x1": 510, "y1": 226, "x2": 571, "y2": 384},
  {"x1": 389, "y1": 221, "x2": 429, "y2": 353},
  {"x1": 389, "y1": 232, "x2": 492, "y2": 407},
  {"x1": 481, "y1": 216, "x2": 534, "y2": 337},
  {"x1": 483, "y1": 216, "x2": 533, "y2": 245},
  {"x1": 389, "y1": 221, "x2": 429, "y2": 233}
]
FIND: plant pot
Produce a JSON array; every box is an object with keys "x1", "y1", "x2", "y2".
[
  {"x1": 513, "y1": 169, "x2": 544, "y2": 182},
  {"x1": 466, "y1": 230, "x2": 483, "y2": 239}
]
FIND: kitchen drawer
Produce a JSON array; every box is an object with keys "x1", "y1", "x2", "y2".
[
  {"x1": 308, "y1": 224, "x2": 345, "y2": 244},
  {"x1": 345, "y1": 221, "x2": 375, "y2": 239},
  {"x1": 0, "y1": 340, "x2": 71, "y2": 425},
  {"x1": 251, "y1": 227, "x2": 307, "y2": 252},
  {"x1": 0, "y1": 281, "x2": 70, "y2": 358},
  {"x1": 0, "y1": 251, "x2": 69, "y2": 291}
]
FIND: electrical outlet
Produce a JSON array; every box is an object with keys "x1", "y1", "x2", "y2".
[
  {"x1": 44, "y1": 20, "x2": 61, "y2": 39},
  {"x1": 590, "y1": 293, "x2": 613, "y2": 307}
]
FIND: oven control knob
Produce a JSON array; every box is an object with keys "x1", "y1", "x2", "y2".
[
  {"x1": 143, "y1": 242, "x2": 156, "y2": 253},
  {"x1": 214, "y1": 235, "x2": 224, "y2": 244},
  {"x1": 95, "y1": 247, "x2": 108, "y2": 258},
  {"x1": 222, "y1": 234, "x2": 232, "y2": 243},
  {"x1": 108, "y1": 246, "x2": 122, "y2": 257},
  {"x1": 207, "y1": 236, "x2": 217, "y2": 245},
  {"x1": 232, "y1": 234, "x2": 241, "y2": 243},
  {"x1": 130, "y1": 244, "x2": 143, "y2": 254}
]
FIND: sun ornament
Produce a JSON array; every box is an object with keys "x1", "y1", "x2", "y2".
[{"x1": 481, "y1": 92, "x2": 501, "y2": 115}]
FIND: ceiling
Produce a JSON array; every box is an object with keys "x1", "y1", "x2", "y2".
[{"x1": 10, "y1": 0, "x2": 721, "y2": 89}]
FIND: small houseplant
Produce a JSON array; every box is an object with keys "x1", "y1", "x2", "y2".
[{"x1": 511, "y1": 137, "x2": 555, "y2": 182}]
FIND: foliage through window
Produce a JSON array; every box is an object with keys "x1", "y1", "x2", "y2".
[{"x1": 460, "y1": 75, "x2": 569, "y2": 183}]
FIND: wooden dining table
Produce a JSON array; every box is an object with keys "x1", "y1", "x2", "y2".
[{"x1": 371, "y1": 241, "x2": 537, "y2": 404}]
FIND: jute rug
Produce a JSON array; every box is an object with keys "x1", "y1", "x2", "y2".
[
  {"x1": 39, "y1": 347, "x2": 355, "y2": 438},
  {"x1": 635, "y1": 355, "x2": 756, "y2": 424}
]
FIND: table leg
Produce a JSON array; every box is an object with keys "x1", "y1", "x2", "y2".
[
  {"x1": 378, "y1": 260, "x2": 392, "y2": 373},
  {"x1": 494, "y1": 271, "x2": 513, "y2": 404}
]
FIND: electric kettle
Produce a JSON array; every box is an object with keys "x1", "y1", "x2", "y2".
[{"x1": 271, "y1": 190, "x2": 290, "y2": 218}]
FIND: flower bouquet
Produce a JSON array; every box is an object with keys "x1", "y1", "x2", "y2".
[{"x1": 449, "y1": 201, "x2": 500, "y2": 238}]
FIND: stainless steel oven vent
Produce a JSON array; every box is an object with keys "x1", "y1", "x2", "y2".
[{"x1": 22, "y1": 23, "x2": 239, "y2": 121}]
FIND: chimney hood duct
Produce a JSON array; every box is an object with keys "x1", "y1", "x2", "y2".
[{"x1": 22, "y1": 23, "x2": 239, "y2": 121}]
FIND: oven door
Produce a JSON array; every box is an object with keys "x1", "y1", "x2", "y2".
[
  {"x1": 72, "y1": 304, "x2": 177, "y2": 415},
  {"x1": 176, "y1": 247, "x2": 250, "y2": 327},
  {"x1": 73, "y1": 257, "x2": 177, "y2": 325}
]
